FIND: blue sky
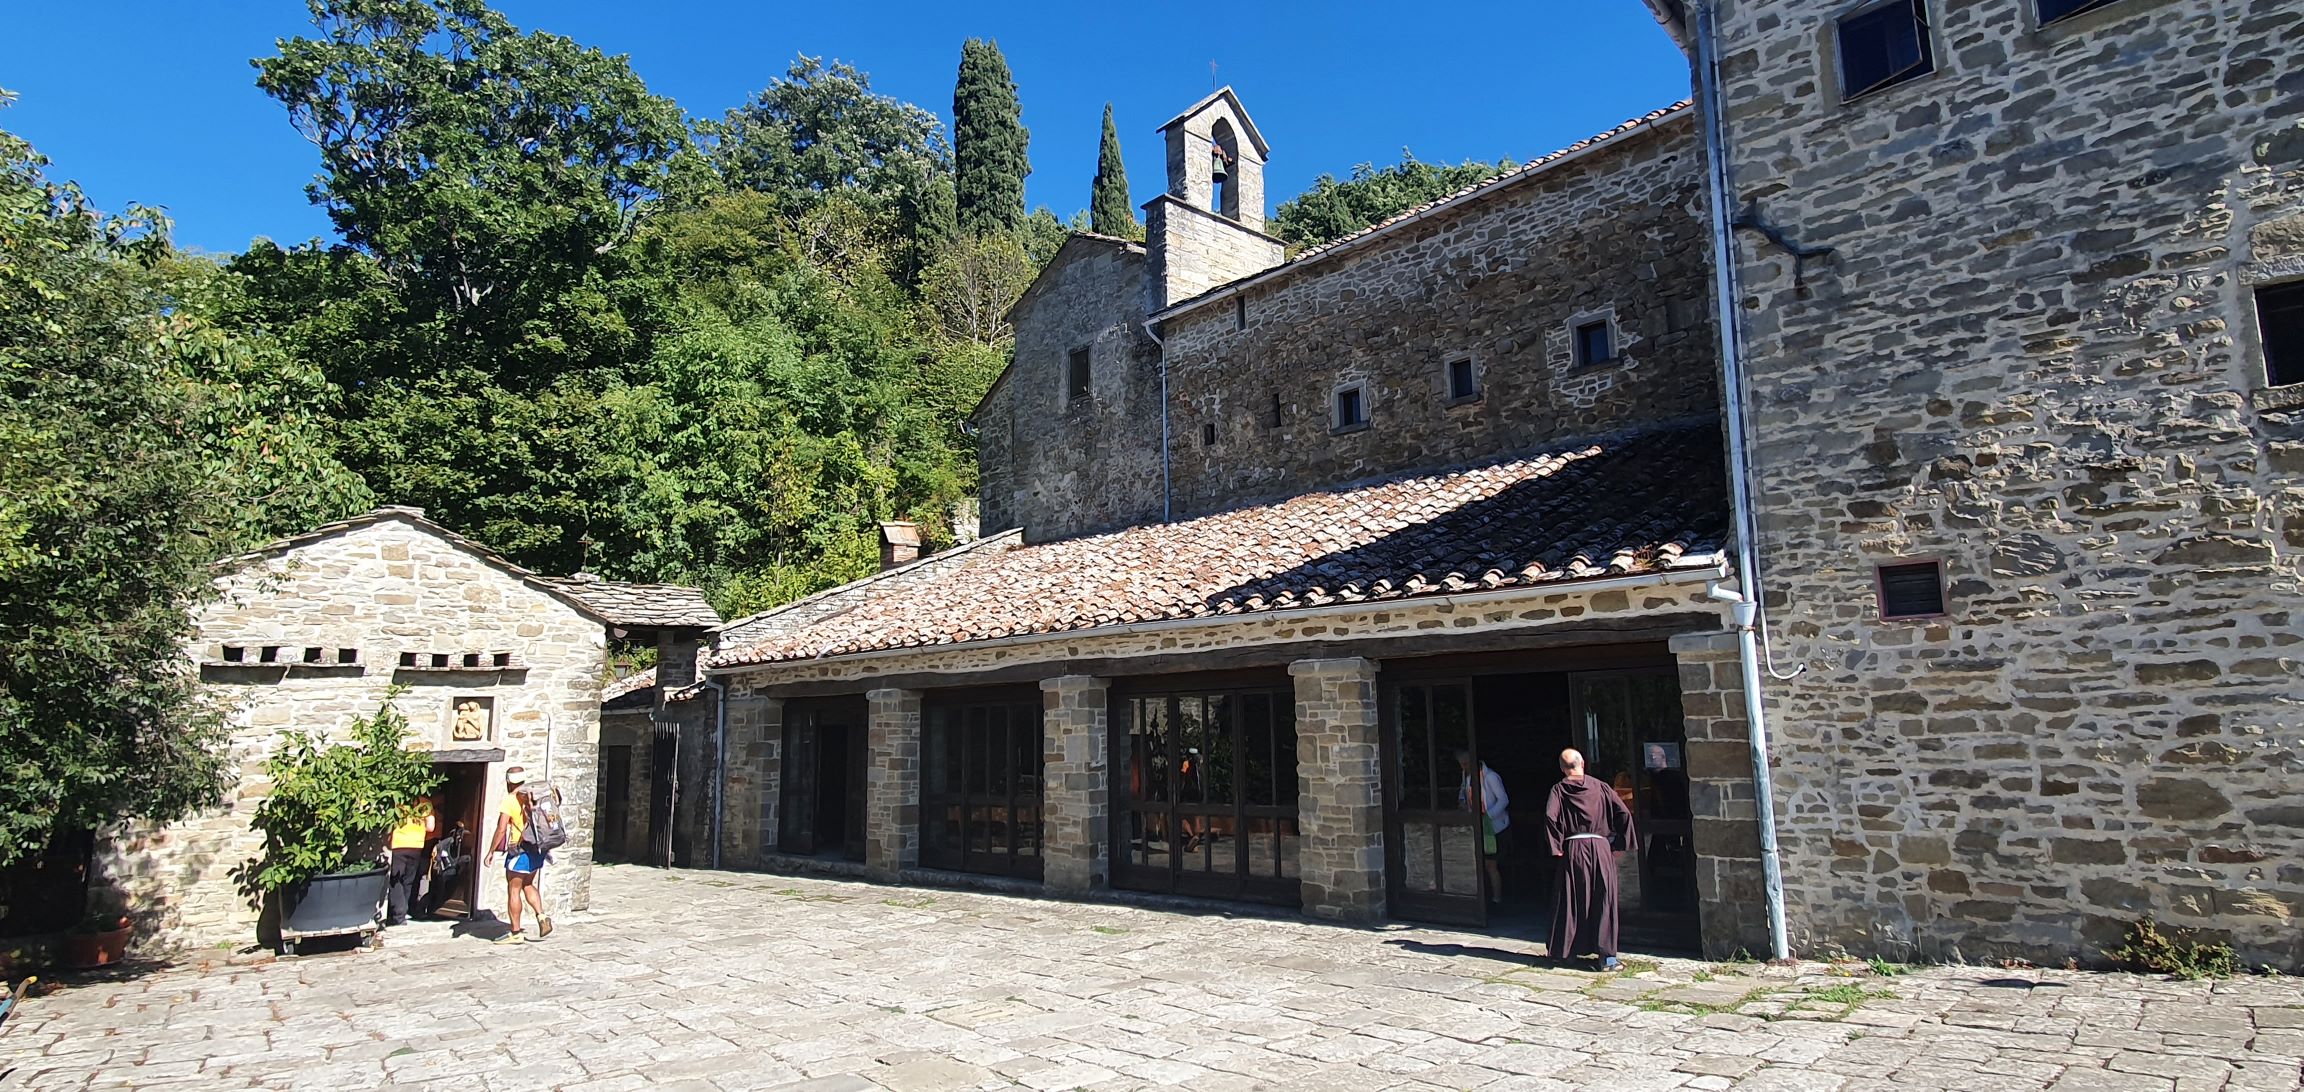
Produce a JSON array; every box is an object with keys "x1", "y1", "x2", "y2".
[{"x1": 0, "y1": 3, "x2": 1689, "y2": 256}]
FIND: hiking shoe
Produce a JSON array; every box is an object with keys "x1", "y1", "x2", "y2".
[
  {"x1": 537, "y1": 916, "x2": 554, "y2": 940},
  {"x1": 493, "y1": 930, "x2": 526, "y2": 945}
]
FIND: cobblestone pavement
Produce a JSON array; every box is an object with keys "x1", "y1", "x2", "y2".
[{"x1": 6, "y1": 865, "x2": 2303, "y2": 1091}]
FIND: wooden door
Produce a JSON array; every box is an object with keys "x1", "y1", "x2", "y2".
[{"x1": 780, "y1": 713, "x2": 819, "y2": 857}]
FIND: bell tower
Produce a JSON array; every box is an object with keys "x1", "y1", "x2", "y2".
[{"x1": 1145, "y1": 87, "x2": 1286, "y2": 309}]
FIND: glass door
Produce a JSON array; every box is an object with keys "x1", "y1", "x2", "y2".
[
  {"x1": 1571, "y1": 671, "x2": 1699, "y2": 945},
  {"x1": 1111, "y1": 684, "x2": 1299, "y2": 904},
  {"x1": 1385, "y1": 681, "x2": 1487, "y2": 925},
  {"x1": 921, "y1": 694, "x2": 1045, "y2": 878}
]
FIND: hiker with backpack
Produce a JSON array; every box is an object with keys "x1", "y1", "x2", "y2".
[{"x1": 485, "y1": 766, "x2": 567, "y2": 944}]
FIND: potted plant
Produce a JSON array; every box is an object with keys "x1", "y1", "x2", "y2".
[
  {"x1": 246, "y1": 694, "x2": 439, "y2": 951},
  {"x1": 62, "y1": 911, "x2": 132, "y2": 968}
]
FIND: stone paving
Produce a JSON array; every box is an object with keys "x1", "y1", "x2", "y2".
[{"x1": 5, "y1": 865, "x2": 2302, "y2": 1091}]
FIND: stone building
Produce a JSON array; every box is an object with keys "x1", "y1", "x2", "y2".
[
  {"x1": 692, "y1": 89, "x2": 1786, "y2": 957},
  {"x1": 1641, "y1": 0, "x2": 2304, "y2": 966},
  {"x1": 91, "y1": 508, "x2": 708, "y2": 949}
]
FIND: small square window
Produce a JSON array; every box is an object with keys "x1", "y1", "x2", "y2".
[
  {"x1": 1877, "y1": 561, "x2": 1948, "y2": 619},
  {"x1": 1066, "y1": 347, "x2": 1091, "y2": 404},
  {"x1": 2258, "y1": 281, "x2": 2304, "y2": 389},
  {"x1": 2038, "y1": 0, "x2": 2118, "y2": 23},
  {"x1": 1446, "y1": 358, "x2": 1480, "y2": 402},
  {"x1": 1838, "y1": 0, "x2": 1934, "y2": 101},
  {"x1": 1573, "y1": 321, "x2": 1616, "y2": 368},
  {"x1": 1334, "y1": 385, "x2": 1368, "y2": 431}
]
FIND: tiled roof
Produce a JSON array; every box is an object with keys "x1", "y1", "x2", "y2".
[
  {"x1": 1153, "y1": 102, "x2": 1695, "y2": 321},
  {"x1": 542, "y1": 577, "x2": 721, "y2": 629},
  {"x1": 711, "y1": 419, "x2": 1727, "y2": 667},
  {"x1": 602, "y1": 667, "x2": 656, "y2": 703}
]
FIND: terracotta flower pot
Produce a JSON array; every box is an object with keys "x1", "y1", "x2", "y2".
[{"x1": 64, "y1": 918, "x2": 132, "y2": 969}]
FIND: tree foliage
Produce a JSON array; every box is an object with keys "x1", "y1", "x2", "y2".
[
  {"x1": 952, "y1": 38, "x2": 1030, "y2": 237},
  {"x1": 243, "y1": 694, "x2": 440, "y2": 892},
  {"x1": 0, "y1": 104, "x2": 370, "y2": 866},
  {"x1": 1090, "y1": 103, "x2": 1137, "y2": 239},
  {"x1": 1272, "y1": 153, "x2": 1513, "y2": 251}
]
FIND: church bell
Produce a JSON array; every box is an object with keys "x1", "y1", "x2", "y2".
[{"x1": 1209, "y1": 146, "x2": 1229, "y2": 183}]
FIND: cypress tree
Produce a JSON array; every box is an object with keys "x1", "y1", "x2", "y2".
[
  {"x1": 1089, "y1": 103, "x2": 1136, "y2": 238},
  {"x1": 952, "y1": 38, "x2": 1029, "y2": 236}
]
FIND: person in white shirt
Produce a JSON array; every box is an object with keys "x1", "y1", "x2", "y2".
[{"x1": 1456, "y1": 749, "x2": 1511, "y2": 903}]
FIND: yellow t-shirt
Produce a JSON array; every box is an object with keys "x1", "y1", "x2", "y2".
[
  {"x1": 390, "y1": 801, "x2": 434, "y2": 850},
  {"x1": 500, "y1": 790, "x2": 526, "y2": 846}
]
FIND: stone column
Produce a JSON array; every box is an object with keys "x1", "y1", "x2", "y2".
[
  {"x1": 864, "y1": 688, "x2": 924, "y2": 880},
  {"x1": 1040, "y1": 675, "x2": 1110, "y2": 894},
  {"x1": 1290, "y1": 657, "x2": 1385, "y2": 922},
  {"x1": 1669, "y1": 629, "x2": 1772, "y2": 959},
  {"x1": 719, "y1": 692, "x2": 783, "y2": 867}
]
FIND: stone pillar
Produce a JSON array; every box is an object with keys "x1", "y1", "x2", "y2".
[
  {"x1": 1040, "y1": 676, "x2": 1110, "y2": 894},
  {"x1": 719, "y1": 692, "x2": 783, "y2": 867},
  {"x1": 864, "y1": 688, "x2": 923, "y2": 880},
  {"x1": 1669, "y1": 629, "x2": 1772, "y2": 960},
  {"x1": 1290, "y1": 657, "x2": 1385, "y2": 922}
]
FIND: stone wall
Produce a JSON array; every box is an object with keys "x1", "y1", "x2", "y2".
[
  {"x1": 1706, "y1": 0, "x2": 2304, "y2": 966},
  {"x1": 93, "y1": 515, "x2": 605, "y2": 948},
  {"x1": 1145, "y1": 197, "x2": 1287, "y2": 309},
  {"x1": 1154, "y1": 112, "x2": 1719, "y2": 520},
  {"x1": 1667, "y1": 630, "x2": 1772, "y2": 959},
  {"x1": 720, "y1": 695, "x2": 783, "y2": 866},
  {"x1": 1039, "y1": 676, "x2": 1110, "y2": 893},
  {"x1": 863, "y1": 688, "x2": 923, "y2": 879},
  {"x1": 1290, "y1": 658, "x2": 1386, "y2": 922},
  {"x1": 978, "y1": 239, "x2": 1167, "y2": 542}
]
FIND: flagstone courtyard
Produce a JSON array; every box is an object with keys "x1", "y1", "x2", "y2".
[{"x1": 5, "y1": 864, "x2": 2301, "y2": 1091}]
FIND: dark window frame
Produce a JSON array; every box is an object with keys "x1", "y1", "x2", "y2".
[
  {"x1": 1572, "y1": 319, "x2": 1618, "y2": 369},
  {"x1": 1234, "y1": 295, "x2": 1248, "y2": 331},
  {"x1": 1202, "y1": 422, "x2": 1218, "y2": 447},
  {"x1": 2257, "y1": 280, "x2": 2304, "y2": 390},
  {"x1": 1332, "y1": 383, "x2": 1370, "y2": 433},
  {"x1": 1836, "y1": 0, "x2": 1936, "y2": 103},
  {"x1": 1266, "y1": 392, "x2": 1284, "y2": 429},
  {"x1": 1065, "y1": 346, "x2": 1091, "y2": 405},
  {"x1": 2037, "y1": 0, "x2": 2121, "y2": 24},
  {"x1": 1445, "y1": 357, "x2": 1481, "y2": 404},
  {"x1": 1875, "y1": 558, "x2": 1950, "y2": 621}
]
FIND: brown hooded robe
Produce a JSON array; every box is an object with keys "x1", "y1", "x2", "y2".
[{"x1": 1545, "y1": 775, "x2": 1636, "y2": 960}]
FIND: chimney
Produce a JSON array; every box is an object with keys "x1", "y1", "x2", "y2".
[{"x1": 879, "y1": 521, "x2": 923, "y2": 571}]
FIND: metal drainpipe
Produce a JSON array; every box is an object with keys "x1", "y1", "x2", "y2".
[
  {"x1": 1694, "y1": 0, "x2": 1792, "y2": 962},
  {"x1": 1142, "y1": 320, "x2": 1171, "y2": 522},
  {"x1": 703, "y1": 676, "x2": 727, "y2": 871}
]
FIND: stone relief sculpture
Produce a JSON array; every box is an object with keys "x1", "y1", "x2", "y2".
[{"x1": 452, "y1": 699, "x2": 490, "y2": 742}]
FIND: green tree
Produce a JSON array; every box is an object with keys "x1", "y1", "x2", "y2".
[
  {"x1": 1271, "y1": 153, "x2": 1513, "y2": 251},
  {"x1": 1089, "y1": 103, "x2": 1137, "y2": 239},
  {"x1": 708, "y1": 56, "x2": 949, "y2": 210},
  {"x1": 0, "y1": 109, "x2": 371, "y2": 866},
  {"x1": 952, "y1": 38, "x2": 1029, "y2": 237}
]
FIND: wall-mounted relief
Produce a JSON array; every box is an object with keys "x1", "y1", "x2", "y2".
[{"x1": 450, "y1": 696, "x2": 495, "y2": 743}]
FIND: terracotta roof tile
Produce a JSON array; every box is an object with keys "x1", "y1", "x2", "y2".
[{"x1": 710, "y1": 420, "x2": 1727, "y2": 668}]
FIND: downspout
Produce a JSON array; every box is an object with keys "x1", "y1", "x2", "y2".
[
  {"x1": 703, "y1": 677, "x2": 727, "y2": 870},
  {"x1": 1693, "y1": 0, "x2": 1792, "y2": 963},
  {"x1": 1141, "y1": 320, "x2": 1171, "y2": 522}
]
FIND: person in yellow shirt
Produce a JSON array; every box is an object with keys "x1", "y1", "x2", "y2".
[
  {"x1": 486, "y1": 767, "x2": 552, "y2": 944},
  {"x1": 385, "y1": 796, "x2": 435, "y2": 926}
]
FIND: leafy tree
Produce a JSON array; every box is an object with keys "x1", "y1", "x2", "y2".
[
  {"x1": 952, "y1": 38, "x2": 1029, "y2": 237},
  {"x1": 1090, "y1": 103, "x2": 1137, "y2": 239},
  {"x1": 921, "y1": 233, "x2": 1036, "y2": 346},
  {"x1": 0, "y1": 109, "x2": 370, "y2": 866},
  {"x1": 708, "y1": 55, "x2": 949, "y2": 210},
  {"x1": 1271, "y1": 153, "x2": 1513, "y2": 251}
]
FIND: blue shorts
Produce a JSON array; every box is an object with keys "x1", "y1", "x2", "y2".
[{"x1": 507, "y1": 850, "x2": 542, "y2": 875}]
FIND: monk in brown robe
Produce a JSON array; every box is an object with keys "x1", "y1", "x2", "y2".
[{"x1": 1545, "y1": 747, "x2": 1635, "y2": 970}]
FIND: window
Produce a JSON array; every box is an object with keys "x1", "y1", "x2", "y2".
[
  {"x1": 2038, "y1": 0, "x2": 2119, "y2": 23},
  {"x1": 1573, "y1": 320, "x2": 1617, "y2": 368},
  {"x1": 1066, "y1": 347, "x2": 1091, "y2": 404},
  {"x1": 1333, "y1": 384, "x2": 1368, "y2": 431},
  {"x1": 1838, "y1": 0, "x2": 1934, "y2": 101},
  {"x1": 1234, "y1": 296, "x2": 1248, "y2": 331},
  {"x1": 1202, "y1": 422, "x2": 1217, "y2": 446},
  {"x1": 2259, "y1": 281, "x2": 2304, "y2": 388},
  {"x1": 1877, "y1": 561, "x2": 1948, "y2": 619},
  {"x1": 1267, "y1": 393, "x2": 1283, "y2": 429},
  {"x1": 1446, "y1": 357, "x2": 1480, "y2": 402}
]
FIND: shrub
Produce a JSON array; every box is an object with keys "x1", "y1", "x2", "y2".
[
  {"x1": 245, "y1": 694, "x2": 439, "y2": 893},
  {"x1": 2109, "y1": 916, "x2": 2239, "y2": 980}
]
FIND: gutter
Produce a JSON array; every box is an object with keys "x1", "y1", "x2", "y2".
[
  {"x1": 702, "y1": 559, "x2": 1729, "y2": 677},
  {"x1": 1693, "y1": 0, "x2": 1793, "y2": 962}
]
